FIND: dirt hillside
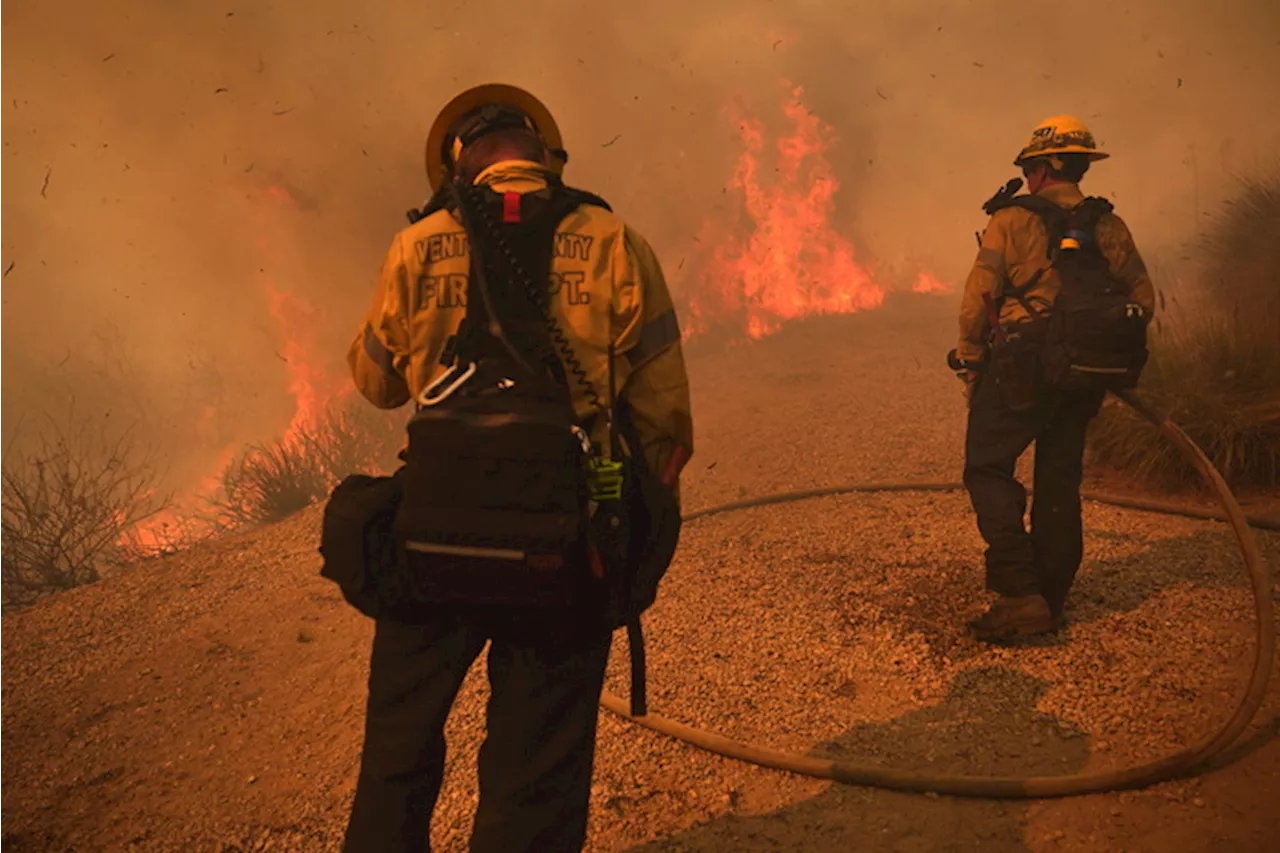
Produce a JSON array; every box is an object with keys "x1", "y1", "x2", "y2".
[{"x1": 3, "y1": 296, "x2": 1278, "y2": 852}]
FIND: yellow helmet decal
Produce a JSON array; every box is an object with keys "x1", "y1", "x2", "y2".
[{"x1": 1014, "y1": 114, "x2": 1110, "y2": 167}]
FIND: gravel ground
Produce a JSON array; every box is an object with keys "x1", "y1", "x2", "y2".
[{"x1": 3, "y1": 294, "x2": 1278, "y2": 852}]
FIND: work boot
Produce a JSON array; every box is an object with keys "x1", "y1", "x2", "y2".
[{"x1": 968, "y1": 593, "x2": 1055, "y2": 641}]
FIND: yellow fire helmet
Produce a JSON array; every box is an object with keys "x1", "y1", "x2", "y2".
[
  {"x1": 1013, "y1": 114, "x2": 1110, "y2": 168},
  {"x1": 424, "y1": 83, "x2": 566, "y2": 190}
]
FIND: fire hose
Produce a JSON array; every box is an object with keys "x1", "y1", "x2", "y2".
[{"x1": 600, "y1": 389, "x2": 1276, "y2": 797}]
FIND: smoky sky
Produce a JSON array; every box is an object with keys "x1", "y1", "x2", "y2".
[{"x1": 4, "y1": 0, "x2": 1279, "y2": 495}]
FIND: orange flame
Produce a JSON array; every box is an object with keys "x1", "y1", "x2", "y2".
[
  {"x1": 686, "y1": 84, "x2": 885, "y2": 340},
  {"x1": 119, "y1": 108, "x2": 956, "y2": 553},
  {"x1": 118, "y1": 181, "x2": 355, "y2": 553},
  {"x1": 254, "y1": 182, "x2": 347, "y2": 443},
  {"x1": 912, "y1": 271, "x2": 954, "y2": 295},
  {"x1": 264, "y1": 283, "x2": 350, "y2": 444},
  {"x1": 118, "y1": 442, "x2": 239, "y2": 556}
]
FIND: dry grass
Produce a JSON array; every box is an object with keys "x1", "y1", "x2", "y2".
[
  {"x1": 1088, "y1": 171, "x2": 1280, "y2": 490},
  {"x1": 210, "y1": 402, "x2": 404, "y2": 528}
]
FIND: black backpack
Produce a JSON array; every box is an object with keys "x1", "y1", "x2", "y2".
[
  {"x1": 984, "y1": 181, "x2": 1150, "y2": 392},
  {"x1": 385, "y1": 182, "x2": 606, "y2": 617},
  {"x1": 321, "y1": 180, "x2": 675, "y2": 714}
]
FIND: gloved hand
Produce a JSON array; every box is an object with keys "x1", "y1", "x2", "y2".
[{"x1": 947, "y1": 349, "x2": 980, "y2": 402}]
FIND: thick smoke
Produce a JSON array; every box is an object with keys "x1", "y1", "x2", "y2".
[{"x1": 4, "y1": 0, "x2": 1279, "y2": 495}]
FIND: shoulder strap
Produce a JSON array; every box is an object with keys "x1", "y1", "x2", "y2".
[
  {"x1": 981, "y1": 191, "x2": 1059, "y2": 320},
  {"x1": 983, "y1": 185, "x2": 1070, "y2": 251},
  {"x1": 1073, "y1": 196, "x2": 1115, "y2": 230},
  {"x1": 996, "y1": 197, "x2": 1115, "y2": 323},
  {"x1": 1006, "y1": 194, "x2": 1070, "y2": 219},
  {"x1": 1002, "y1": 266, "x2": 1051, "y2": 327},
  {"x1": 983, "y1": 182, "x2": 1078, "y2": 222},
  {"x1": 410, "y1": 177, "x2": 612, "y2": 225},
  {"x1": 543, "y1": 177, "x2": 613, "y2": 214},
  {"x1": 989, "y1": 196, "x2": 1063, "y2": 322},
  {"x1": 458, "y1": 182, "x2": 610, "y2": 412},
  {"x1": 983, "y1": 190, "x2": 1117, "y2": 331},
  {"x1": 1019, "y1": 196, "x2": 1073, "y2": 265},
  {"x1": 561, "y1": 186, "x2": 612, "y2": 213}
]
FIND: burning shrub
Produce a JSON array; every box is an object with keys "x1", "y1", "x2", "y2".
[
  {"x1": 211, "y1": 401, "x2": 404, "y2": 527},
  {"x1": 1087, "y1": 171, "x2": 1280, "y2": 490},
  {"x1": 1, "y1": 413, "x2": 171, "y2": 607}
]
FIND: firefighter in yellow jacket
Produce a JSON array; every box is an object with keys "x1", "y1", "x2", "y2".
[
  {"x1": 956, "y1": 116, "x2": 1155, "y2": 641},
  {"x1": 342, "y1": 84, "x2": 692, "y2": 852}
]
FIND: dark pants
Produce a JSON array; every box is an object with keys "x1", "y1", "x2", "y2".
[
  {"x1": 963, "y1": 372, "x2": 1104, "y2": 615},
  {"x1": 343, "y1": 606, "x2": 612, "y2": 853}
]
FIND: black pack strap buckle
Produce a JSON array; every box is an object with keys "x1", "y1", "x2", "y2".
[{"x1": 439, "y1": 334, "x2": 460, "y2": 368}]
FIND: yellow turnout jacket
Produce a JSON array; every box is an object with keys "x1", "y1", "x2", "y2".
[
  {"x1": 958, "y1": 182, "x2": 1155, "y2": 364},
  {"x1": 349, "y1": 160, "x2": 693, "y2": 488}
]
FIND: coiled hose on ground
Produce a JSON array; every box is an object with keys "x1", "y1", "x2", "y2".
[{"x1": 600, "y1": 389, "x2": 1277, "y2": 797}]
